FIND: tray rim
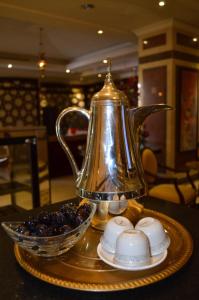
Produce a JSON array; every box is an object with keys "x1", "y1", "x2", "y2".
[{"x1": 14, "y1": 208, "x2": 193, "y2": 292}]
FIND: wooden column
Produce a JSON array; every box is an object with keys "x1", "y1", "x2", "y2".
[{"x1": 135, "y1": 19, "x2": 199, "y2": 168}]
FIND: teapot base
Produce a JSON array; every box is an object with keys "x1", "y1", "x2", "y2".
[{"x1": 91, "y1": 200, "x2": 144, "y2": 231}]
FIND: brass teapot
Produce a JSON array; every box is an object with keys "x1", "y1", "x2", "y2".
[{"x1": 56, "y1": 71, "x2": 171, "y2": 206}]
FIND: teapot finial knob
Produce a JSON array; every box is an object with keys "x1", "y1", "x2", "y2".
[
  {"x1": 107, "y1": 57, "x2": 111, "y2": 74},
  {"x1": 93, "y1": 58, "x2": 128, "y2": 103},
  {"x1": 105, "y1": 58, "x2": 113, "y2": 83}
]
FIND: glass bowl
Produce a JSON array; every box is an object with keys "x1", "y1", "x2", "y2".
[{"x1": 1, "y1": 200, "x2": 96, "y2": 257}]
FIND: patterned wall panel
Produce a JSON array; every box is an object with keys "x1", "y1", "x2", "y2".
[
  {"x1": 40, "y1": 84, "x2": 86, "y2": 111},
  {"x1": 0, "y1": 79, "x2": 39, "y2": 127},
  {"x1": 0, "y1": 77, "x2": 138, "y2": 130},
  {"x1": 40, "y1": 84, "x2": 88, "y2": 135}
]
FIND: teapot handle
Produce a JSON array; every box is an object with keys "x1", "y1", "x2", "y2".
[{"x1": 56, "y1": 107, "x2": 90, "y2": 179}]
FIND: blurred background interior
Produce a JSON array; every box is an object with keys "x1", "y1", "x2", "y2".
[{"x1": 1, "y1": 0, "x2": 199, "y2": 213}]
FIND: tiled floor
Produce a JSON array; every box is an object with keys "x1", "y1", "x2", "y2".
[
  {"x1": 0, "y1": 176, "x2": 76, "y2": 210},
  {"x1": 1, "y1": 173, "x2": 199, "y2": 210}
]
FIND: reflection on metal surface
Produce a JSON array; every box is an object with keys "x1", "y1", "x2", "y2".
[
  {"x1": 91, "y1": 199, "x2": 144, "y2": 231},
  {"x1": 15, "y1": 208, "x2": 193, "y2": 291},
  {"x1": 91, "y1": 202, "x2": 110, "y2": 230}
]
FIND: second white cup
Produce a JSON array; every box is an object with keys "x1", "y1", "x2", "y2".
[{"x1": 135, "y1": 217, "x2": 170, "y2": 256}]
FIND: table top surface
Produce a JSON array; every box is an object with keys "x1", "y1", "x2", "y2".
[{"x1": 0, "y1": 197, "x2": 199, "y2": 300}]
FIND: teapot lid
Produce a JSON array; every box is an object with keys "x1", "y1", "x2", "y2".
[{"x1": 91, "y1": 60, "x2": 129, "y2": 105}]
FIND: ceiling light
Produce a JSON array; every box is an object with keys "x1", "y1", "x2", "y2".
[
  {"x1": 158, "y1": 1, "x2": 165, "y2": 7},
  {"x1": 66, "y1": 68, "x2": 71, "y2": 73},
  {"x1": 97, "y1": 30, "x2": 103, "y2": 35},
  {"x1": 72, "y1": 98, "x2": 78, "y2": 104},
  {"x1": 40, "y1": 99, "x2": 48, "y2": 108},
  {"x1": 103, "y1": 59, "x2": 108, "y2": 64},
  {"x1": 7, "y1": 64, "x2": 13, "y2": 69},
  {"x1": 98, "y1": 73, "x2": 102, "y2": 78},
  {"x1": 193, "y1": 37, "x2": 198, "y2": 42},
  {"x1": 76, "y1": 92, "x2": 84, "y2": 100},
  {"x1": 143, "y1": 40, "x2": 148, "y2": 45},
  {"x1": 38, "y1": 59, "x2": 46, "y2": 70}
]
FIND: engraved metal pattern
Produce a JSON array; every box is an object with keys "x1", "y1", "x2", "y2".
[{"x1": 14, "y1": 208, "x2": 193, "y2": 291}]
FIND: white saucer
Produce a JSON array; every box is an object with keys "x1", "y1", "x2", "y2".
[{"x1": 97, "y1": 243, "x2": 167, "y2": 271}]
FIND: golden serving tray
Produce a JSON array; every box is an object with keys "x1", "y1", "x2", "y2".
[{"x1": 14, "y1": 208, "x2": 193, "y2": 292}]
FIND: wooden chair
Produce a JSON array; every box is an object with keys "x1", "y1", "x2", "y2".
[{"x1": 141, "y1": 148, "x2": 196, "y2": 205}]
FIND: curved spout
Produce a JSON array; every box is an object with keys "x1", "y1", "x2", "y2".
[
  {"x1": 129, "y1": 104, "x2": 173, "y2": 131},
  {"x1": 128, "y1": 104, "x2": 173, "y2": 191},
  {"x1": 129, "y1": 104, "x2": 173, "y2": 149}
]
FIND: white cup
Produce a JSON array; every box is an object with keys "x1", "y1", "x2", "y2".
[
  {"x1": 114, "y1": 229, "x2": 151, "y2": 266},
  {"x1": 135, "y1": 217, "x2": 170, "y2": 256},
  {"x1": 100, "y1": 216, "x2": 133, "y2": 254}
]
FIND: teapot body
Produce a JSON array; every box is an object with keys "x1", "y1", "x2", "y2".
[{"x1": 76, "y1": 98, "x2": 146, "y2": 201}]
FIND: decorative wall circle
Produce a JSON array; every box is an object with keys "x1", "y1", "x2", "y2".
[
  {"x1": 4, "y1": 94, "x2": 12, "y2": 101},
  {"x1": 0, "y1": 110, "x2": 6, "y2": 117},
  {"x1": 25, "y1": 102, "x2": 33, "y2": 110},
  {"x1": 12, "y1": 109, "x2": 19, "y2": 117},
  {"x1": 26, "y1": 115, "x2": 33, "y2": 123},
  {"x1": 20, "y1": 109, "x2": 26, "y2": 117},
  {"x1": 5, "y1": 103, "x2": 12, "y2": 111},
  {"x1": 25, "y1": 94, "x2": 32, "y2": 101},
  {"x1": 15, "y1": 98, "x2": 23, "y2": 106},
  {"x1": 5, "y1": 116, "x2": 13, "y2": 124}
]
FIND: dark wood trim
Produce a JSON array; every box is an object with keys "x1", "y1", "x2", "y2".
[
  {"x1": 139, "y1": 50, "x2": 199, "y2": 64},
  {"x1": 142, "y1": 33, "x2": 166, "y2": 50},
  {"x1": 176, "y1": 32, "x2": 199, "y2": 50},
  {"x1": 173, "y1": 51, "x2": 199, "y2": 63}
]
